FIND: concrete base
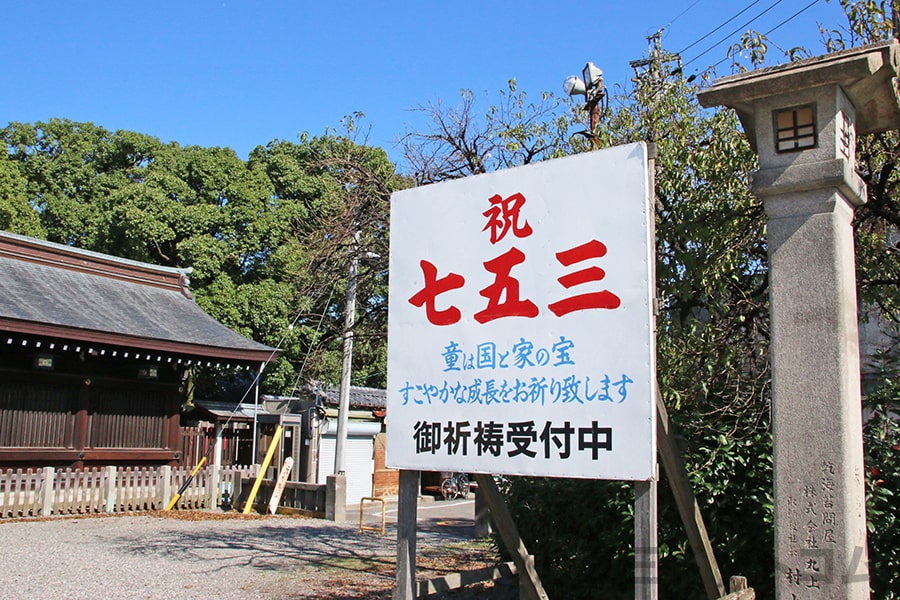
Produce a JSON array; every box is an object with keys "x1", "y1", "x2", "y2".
[{"x1": 326, "y1": 474, "x2": 346, "y2": 522}]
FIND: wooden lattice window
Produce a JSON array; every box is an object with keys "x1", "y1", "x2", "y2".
[{"x1": 775, "y1": 105, "x2": 817, "y2": 152}]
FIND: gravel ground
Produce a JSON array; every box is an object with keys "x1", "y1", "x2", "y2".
[{"x1": 0, "y1": 508, "x2": 514, "y2": 600}]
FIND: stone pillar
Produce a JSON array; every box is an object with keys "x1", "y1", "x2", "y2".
[
  {"x1": 326, "y1": 473, "x2": 346, "y2": 522},
  {"x1": 699, "y1": 42, "x2": 900, "y2": 598},
  {"x1": 762, "y1": 166, "x2": 869, "y2": 597}
]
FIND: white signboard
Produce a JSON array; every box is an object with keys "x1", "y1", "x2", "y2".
[{"x1": 386, "y1": 142, "x2": 656, "y2": 480}]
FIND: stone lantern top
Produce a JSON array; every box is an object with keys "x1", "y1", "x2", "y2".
[{"x1": 698, "y1": 41, "x2": 900, "y2": 149}]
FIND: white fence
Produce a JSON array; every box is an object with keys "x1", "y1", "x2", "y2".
[{"x1": 0, "y1": 464, "x2": 259, "y2": 519}]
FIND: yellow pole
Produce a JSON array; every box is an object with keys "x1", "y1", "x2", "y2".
[
  {"x1": 164, "y1": 456, "x2": 207, "y2": 511},
  {"x1": 242, "y1": 424, "x2": 283, "y2": 515}
]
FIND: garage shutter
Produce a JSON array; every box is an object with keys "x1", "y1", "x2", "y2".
[{"x1": 318, "y1": 435, "x2": 375, "y2": 503}]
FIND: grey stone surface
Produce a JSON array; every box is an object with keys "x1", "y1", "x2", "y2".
[
  {"x1": 765, "y1": 188, "x2": 869, "y2": 598},
  {"x1": 697, "y1": 43, "x2": 900, "y2": 599},
  {"x1": 326, "y1": 473, "x2": 347, "y2": 522}
]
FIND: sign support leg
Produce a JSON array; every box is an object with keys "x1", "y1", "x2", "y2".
[
  {"x1": 393, "y1": 469, "x2": 418, "y2": 600},
  {"x1": 634, "y1": 479, "x2": 658, "y2": 599},
  {"x1": 656, "y1": 391, "x2": 726, "y2": 598},
  {"x1": 473, "y1": 474, "x2": 548, "y2": 600}
]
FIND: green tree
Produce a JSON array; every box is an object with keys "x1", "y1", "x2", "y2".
[
  {"x1": 249, "y1": 125, "x2": 405, "y2": 389},
  {"x1": 0, "y1": 118, "x2": 404, "y2": 396},
  {"x1": 0, "y1": 143, "x2": 43, "y2": 236}
]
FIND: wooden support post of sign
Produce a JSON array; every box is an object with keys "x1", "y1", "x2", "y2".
[
  {"x1": 632, "y1": 141, "x2": 660, "y2": 600},
  {"x1": 473, "y1": 474, "x2": 548, "y2": 600},
  {"x1": 242, "y1": 424, "x2": 283, "y2": 515},
  {"x1": 656, "y1": 390, "x2": 726, "y2": 599},
  {"x1": 634, "y1": 479, "x2": 658, "y2": 599},
  {"x1": 267, "y1": 456, "x2": 294, "y2": 514},
  {"x1": 394, "y1": 469, "x2": 418, "y2": 600}
]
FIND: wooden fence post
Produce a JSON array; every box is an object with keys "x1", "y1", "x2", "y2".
[
  {"x1": 41, "y1": 467, "x2": 54, "y2": 517},
  {"x1": 159, "y1": 465, "x2": 172, "y2": 509},
  {"x1": 103, "y1": 466, "x2": 117, "y2": 513}
]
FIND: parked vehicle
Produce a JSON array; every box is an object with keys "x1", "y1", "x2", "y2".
[{"x1": 440, "y1": 472, "x2": 470, "y2": 500}]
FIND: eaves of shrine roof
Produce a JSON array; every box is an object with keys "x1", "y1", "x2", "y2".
[{"x1": 0, "y1": 231, "x2": 277, "y2": 364}]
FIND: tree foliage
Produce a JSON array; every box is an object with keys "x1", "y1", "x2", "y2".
[
  {"x1": 400, "y1": 81, "x2": 573, "y2": 185},
  {"x1": 0, "y1": 143, "x2": 43, "y2": 236},
  {"x1": 0, "y1": 117, "x2": 403, "y2": 396}
]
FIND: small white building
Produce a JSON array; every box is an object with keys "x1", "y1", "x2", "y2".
[{"x1": 260, "y1": 384, "x2": 396, "y2": 503}]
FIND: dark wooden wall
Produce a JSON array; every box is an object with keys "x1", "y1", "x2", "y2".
[{"x1": 0, "y1": 345, "x2": 184, "y2": 468}]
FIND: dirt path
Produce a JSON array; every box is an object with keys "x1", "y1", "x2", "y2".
[{"x1": 0, "y1": 509, "x2": 515, "y2": 599}]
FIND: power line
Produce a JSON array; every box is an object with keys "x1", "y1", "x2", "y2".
[
  {"x1": 682, "y1": 0, "x2": 789, "y2": 68},
  {"x1": 664, "y1": 0, "x2": 704, "y2": 30},
  {"x1": 708, "y1": 0, "x2": 821, "y2": 70},
  {"x1": 677, "y1": 0, "x2": 763, "y2": 55},
  {"x1": 761, "y1": 0, "x2": 821, "y2": 37}
]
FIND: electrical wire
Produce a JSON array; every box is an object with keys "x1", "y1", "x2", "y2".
[
  {"x1": 666, "y1": 0, "x2": 704, "y2": 27},
  {"x1": 683, "y1": 0, "x2": 790, "y2": 68},
  {"x1": 707, "y1": 0, "x2": 821, "y2": 70},
  {"x1": 658, "y1": 0, "x2": 705, "y2": 42},
  {"x1": 677, "y1": 0, "x2": 763, "y2": 55},
  {"x1": 760, "y1": 0, "x2": 822, "y2": 37},
  {"x1": 286, "y1": 282, "x2": 338, "y2": 399}
]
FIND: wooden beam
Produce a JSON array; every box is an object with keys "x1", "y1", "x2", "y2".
[
  {"x1": 394, "y1": 469, "x2": 418, "y2": 600},
  {"x1": 417, "y1": 561, "x2": 517, "y2": 596},
  {"x1": 0, "y1": 449, "x2": 180, "y2": 463},
  {"x1": 656, "y1": 390, "x2": 726, "y2": 599},
  {"x1": 166, "y1": 392, "x2": 182, "y2": 453},
  {"x1": 74, "y1": 385, "x2": 90, "y2": 454},
  {"x1": 635, "y1": 479, "x2": 658, "y2": 599},
  {"x1": 473, "y1": 474, "x2": 548, "y2": 600}
]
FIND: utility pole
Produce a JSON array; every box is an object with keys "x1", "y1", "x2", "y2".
[
  {"x1": 563, "y1": 61, "x2": 606, "y2": 145},
  {"x1": 333, "y1": 232, "x2": 360, "y2": 476},
  {"x1": 629, "y1": 30, "x2": 683, "y2": 92}
]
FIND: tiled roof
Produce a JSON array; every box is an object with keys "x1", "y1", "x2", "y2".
[
  {"x1": 0, "y1": 231, "x2": 275, "y2": 364},
  {"x1": 320, "y1": 385, "x2": 386, "y2": 409},
  {"x1": 264, "y1": 384, "x2": 387, "y2": 411}
]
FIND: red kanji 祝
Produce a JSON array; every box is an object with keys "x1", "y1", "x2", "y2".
[{"x1": 482, "y1": 192, "x2": 533, "y2": 244}]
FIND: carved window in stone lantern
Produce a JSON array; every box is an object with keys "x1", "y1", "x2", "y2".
[
  {"x1": 775, "y1": 105, "x2": 817, "y2": 152},
  {"x1": 839, "y1": 111, "x2": 854, "y2": 160}
]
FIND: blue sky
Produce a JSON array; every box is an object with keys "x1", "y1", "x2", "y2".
[{"x1": 2, "y1": 1, "x2": 850, "y2": 168}]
